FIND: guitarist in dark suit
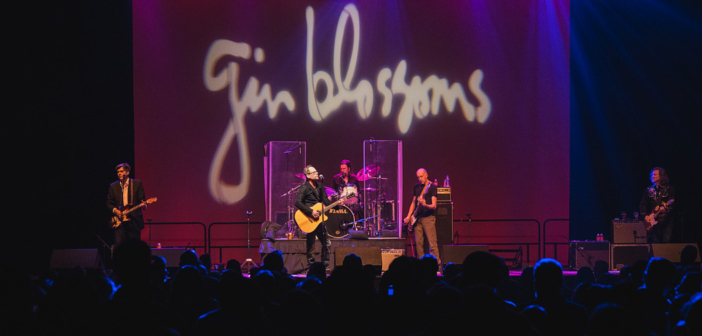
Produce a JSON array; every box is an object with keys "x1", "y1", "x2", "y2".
[
  {"x1": 295, "y1": 165, "x2": 333, "y2": 268},
  {"x1": 107, "y1": 163, "x2": 147, "y2": 247},
  {"x1": 403, "y1": 168, "x2": 441, "y2": 265},
  {"x1": 639, "y1": 167, "x2": 675, "y2": 243}
]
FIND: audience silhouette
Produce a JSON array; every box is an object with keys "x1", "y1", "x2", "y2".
[{"x1": 12, "y1": 240, "x2": 702, "y2": 336}]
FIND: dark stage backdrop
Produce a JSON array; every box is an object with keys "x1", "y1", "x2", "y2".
[
  {"x1": 132, "y1": 0, "x2": 571, "y2": 260},
  {"x1": 570, "y1": 0, "x2": 702, "y2": 245}
]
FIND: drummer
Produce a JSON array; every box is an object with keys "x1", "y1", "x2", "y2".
[{"x1": 332, "y1": 159, "x2": 362, "y2": 209}]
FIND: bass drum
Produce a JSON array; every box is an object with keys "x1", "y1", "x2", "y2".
[{"x1": 325, "y1": 205, "x2": 356, "y2": 238}]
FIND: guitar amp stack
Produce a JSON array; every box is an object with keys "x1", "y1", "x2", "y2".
[{"x1": 436, "y1": 187, "x2": 453, "y2": 260}]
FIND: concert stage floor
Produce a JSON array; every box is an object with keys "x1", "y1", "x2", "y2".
[
  {"x1": 269, "y1": 236, "x2": 620, "y2": 278},
  {"x1": 272, "y1": 237, "x2": 405, "y2": 274}
]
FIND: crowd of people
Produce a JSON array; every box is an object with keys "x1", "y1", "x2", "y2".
[{"x1": 3, "y1": 239, "x2": 701, "y2": 336}]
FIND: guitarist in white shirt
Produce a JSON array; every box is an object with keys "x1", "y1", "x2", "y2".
[
  {"x1": 294, "y1": 165, "x2": 333, "y2": 268},
  {"x1": 639, "y1": 167, "x2": 675, "y2": 243},
  {"x1": 403, "y1": 168, "x2": 441, "y2": 266},
  {"x1": 107, "y1": 163, "x2": 147, "y2": 247}
]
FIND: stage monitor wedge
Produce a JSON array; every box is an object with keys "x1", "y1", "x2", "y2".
[
  {"x1": 50, "y1": 249, "x2": 103, "y2": 269},
  {"x1": 442, "y1": 245, "x2": 489, "y2": 265}
]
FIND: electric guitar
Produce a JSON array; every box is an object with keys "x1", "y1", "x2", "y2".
[
  {"x1": 644, "y1": 199, "x2": 674, "y2": 232},
  {"x1": 110, "y1": 197, "x2": 158, "y2": 229},
  {"x1": 295, "y1": 193, "x2": 356, "y2": 233},
  {"x1": 408, "y1": 182, "x2": 432, "y2": 233}
]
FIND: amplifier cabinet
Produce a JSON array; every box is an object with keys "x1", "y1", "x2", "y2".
[
  {"x1": 611, "y1": 244, "x2": 650, "y2": 270},
  {"x1": 612, "y1": 220, "x2": 647, "y2": 244},
  {"x1": 437, "y1": 187, "x2": 451, "y2": 202},
  {"x1": 569, "y1": 241, "x2": 610, "y2": 270},
  {"x1": 381, "y1": 249, "x2": 405, "y2": 271}
]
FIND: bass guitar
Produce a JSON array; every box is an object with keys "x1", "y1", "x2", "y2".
[
  {"x1": 295, "y1": 193, "x2": 356, "y2": 234},
  {"x1": 644, "y1": 199, "x2": 674, "y2": 232},
  {"x1": 110, "y1": 197, "x2": 158, "y2": 229},
  {"x1": 408, "y1": 182, "x2": 432, "y2": 233}
]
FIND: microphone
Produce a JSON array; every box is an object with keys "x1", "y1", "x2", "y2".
[{"x1": 319, "y1": 174, "x2": 324, "y2": 181}]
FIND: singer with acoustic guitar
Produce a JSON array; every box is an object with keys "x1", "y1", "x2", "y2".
[
  {"x1": 107, "y1": 163, "x2": 147, "y2": 247},
  {"x1": 295, "y1": 165, "x2": 333, "y2": 268},
  {"x1": 403, "y1": 168, "x2": 441, "y2": 265},
  {"x1": 639, "y1": 167, "x2": 675, "y2": 243}
]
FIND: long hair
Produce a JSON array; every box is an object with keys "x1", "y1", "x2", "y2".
[
  {"x1": 651, "y1": 167, "x2": 669, "y2": 186},
  {"x1": 340, "y1": 159, "x2": 352, "y2": 174}
]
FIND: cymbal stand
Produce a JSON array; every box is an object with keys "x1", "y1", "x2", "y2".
[
  {"x1": 242, "y1": 211, "x2": 257, "y2": 272},
  {"x1": 281, "y1": 184, "x2": 301, "y2": 235},
  {"x1": 374, "y1": 174, "x2": 384, "y2": 236}
]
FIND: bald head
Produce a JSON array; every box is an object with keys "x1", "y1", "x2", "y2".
[{"x1": 416, "y1": 168, "x2": 429, "y2": 184}]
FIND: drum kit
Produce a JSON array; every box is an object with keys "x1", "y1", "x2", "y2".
[{"x1": 279, "y1": 164, "x2": 389, "y2": 238}]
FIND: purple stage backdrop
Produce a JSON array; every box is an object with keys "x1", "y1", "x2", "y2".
[{"x1": 133, "y1": 1, "x2": 570, "y2": 261}]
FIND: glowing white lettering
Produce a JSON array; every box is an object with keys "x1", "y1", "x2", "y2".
[
  {"x1": 306, "y1": 4, "x2": 491, "y2": 133},
  {"x1": 306, "y1": 5, "x2": 373, "y2": 121},
  {"x1": 204, "y1": 40, "x2": 295, "y2": 204},
  {"x1": 204, "y1": 3, "x2": 491, "y2": 204}
]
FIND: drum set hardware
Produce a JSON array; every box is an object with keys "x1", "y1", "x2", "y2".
[{"x1": 355, "y1": 164, "x2": 380, "y2": 181}]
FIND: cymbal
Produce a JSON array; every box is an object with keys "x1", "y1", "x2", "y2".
[
  {"x1": 325, "y1": 186, "x2": 337, "y2": 195},
  {"x1": 295, "y1": 173, "x2": 306, "y2": 179},
  {"x1": 356, "y1": 164, "x2": 379, "y2": 181},
  {"x1": 362, "y1": 187, "x2": 377, "y2": 191}
]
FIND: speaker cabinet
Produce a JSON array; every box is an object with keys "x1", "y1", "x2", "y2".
[
  {"x1": 50, "y1": 249, "x2": 103, "y2": 269},
  {"x1": 569, "y1": 241, "x2": 610, "y2": 269},
  {"x1": 442, "y1": 245, "x2": 489, "y2": 265},
  {"x1": 151, "y1": 248, "x2": 187, "y2": 267},
  {"x1": 651, "y1": 243, "x2": 700, "y2": 263},
  {"x1": 611, "y1": 244, "x2": 650, "y2": 270},
  {"x1": 612, "y1": 220, "x2": 647, "y2": 244},
  {"x1": 381, "y1": 249, "x2": 405, "y2": 271},
  {"x1": 334, "y1": 247, "x2": 382, "y2": 267},
  {"x1": 435, "y1": 202, "x2": 454, "y2": 259}
]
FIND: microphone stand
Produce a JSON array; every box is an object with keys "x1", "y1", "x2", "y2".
[
  {"x1": 96, "y1": 235, "x2": 111, "y2": 269},
  {"x1": 242, "y1": 211, "x2": 258, "y2": 272}
]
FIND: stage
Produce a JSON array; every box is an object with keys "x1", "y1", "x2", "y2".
[{"x1": 267, "y1": 237, "x2": 405, "y2": 274}]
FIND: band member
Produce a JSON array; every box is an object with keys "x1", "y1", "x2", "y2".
[
  {"x1": 403, "y1": 168, "x2": 441, "y2": 265},
  {"x1": 332, "y1": 159, "x2": 362, "y2": 213},
  {"x1": 332, "y1": 159, "x2": 360, "y2": 192},
  {"x1": 640, "y1": 167, "x2": 675, "y2": 243},
  {"x1": 107, "y1": 163, "x2": 146, "y2": 247},
  {"x1": 295, "y1": 165, "x2": 332, "y2": 268}
]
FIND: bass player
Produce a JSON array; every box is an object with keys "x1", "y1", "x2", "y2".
[
  {"x1": 403, "y1": 168, "x2": 441, "y2": 265},
  {"x1": 295, "y1": 165, "x2": 333, "y2": 269}
]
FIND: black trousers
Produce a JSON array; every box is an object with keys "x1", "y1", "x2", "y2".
[
  {"x1": 649, "y1": 219, "x2": 673, "y2": 243},
  {"x1": 306, "y1": 223, "x2": 331, "y2": 265},
  {"x1": 115, "y1": 221, "x2": 142, "y2": 247}
]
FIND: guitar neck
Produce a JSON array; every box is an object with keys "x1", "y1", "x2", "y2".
[
  {"x1": 411, "y1": 183, "x2": 431, "y2": 218},
  {"x1": 323, "y1": 199, "x2": 346, "y2": 213},
  {"x1": 124, "y1": 202, "x2": 146, "y2": 216}
]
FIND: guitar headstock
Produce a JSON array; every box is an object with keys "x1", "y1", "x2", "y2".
[
  {"x1": 345, "y1": 192, "x2": 356, "y2": 199},
  {"x1": 146, "y1": 197, "x2": 158, "y2": 204}
]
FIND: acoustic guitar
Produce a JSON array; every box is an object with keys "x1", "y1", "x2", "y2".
[
  {"x1": 295, "y1": 193, "x2": 356, "y2": 233},
  {"x1": 110, "y1": 197, "x2": 158, "y2": 229}
]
